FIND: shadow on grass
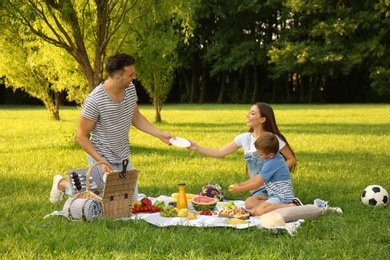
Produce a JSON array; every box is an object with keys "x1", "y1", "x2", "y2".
[
  {"x1": 281, "y1": 123, "x2": 388, "y2": 135},
  {"x1": 158, "y1": 121, "x2": 389, "y2": 135}
]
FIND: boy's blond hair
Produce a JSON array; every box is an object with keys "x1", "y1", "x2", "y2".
[{"x1": 254, "y1": 132, "x2": 279, "y2": 154}]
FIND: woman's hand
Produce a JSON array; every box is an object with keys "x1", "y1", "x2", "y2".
[{"x1": 186, "y1": 140, "x2": 199, "y2": 151}]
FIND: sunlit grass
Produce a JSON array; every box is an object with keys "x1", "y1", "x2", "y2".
[{"x1": 0, "y1": 104, "x2": 389, "y2": 259}]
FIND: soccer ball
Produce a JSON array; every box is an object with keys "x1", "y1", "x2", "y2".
[{"x1": 361, "y1": 185, "x2": 388, "y2": 207}]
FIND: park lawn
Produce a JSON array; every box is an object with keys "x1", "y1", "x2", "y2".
[{"x1": 0, "y1": 104, "x2": 389, "y2": 259}]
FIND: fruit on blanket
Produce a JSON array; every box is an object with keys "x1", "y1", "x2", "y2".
[
  {"x1": 177, "y1": 208, "x2": 188, "y2": 217},
  {"x1": 219, "y1": 201, "x2": 237, "y2": 210},
  {"x1": 141, "y1": 197, "x2": 152, "y2": 207},
  {"x1": 153, "y1": 200, "x2": 166, "y2": 208},
  {"x1": 199, "y1": 210, "x2": 213, "y2": 216},
  {"x1": 160, "y1": 205, "x2": 178, "y2": 217},
  {"x1": 133, "y1": 201, "x2": 142, "y2": 207},
  {"x1": 132, "y1": 205, "x2": 160, "y2": 213},
  {"x1": 132, "y1": 198, "x2": 162, "y2": 213},
  {"x1": 187, "y1": 212, "x2": 197, "y2": 220},
  {"x1": 191, "y1": 196, "x2": 217, "y2": 211}
]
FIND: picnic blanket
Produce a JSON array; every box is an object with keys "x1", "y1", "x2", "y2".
[{"x1": 126, "y1": 195, "x2": 305, "y2": 236}]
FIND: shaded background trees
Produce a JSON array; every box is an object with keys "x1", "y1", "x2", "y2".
[
  {"x1": 1, "y1": 0, "x2": 389, "y2": 120},
  {"x1": 173, "y1": 0, "x2": 389, "y2": 105}
]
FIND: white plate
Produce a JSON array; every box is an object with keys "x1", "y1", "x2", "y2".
[{"x1": 169, "y1": 137, "x2": 191, "y2": 148}]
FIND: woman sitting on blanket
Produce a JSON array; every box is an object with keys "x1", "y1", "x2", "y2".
[
  {"x1": 228, "y1": 132, "x2": 300, "y2": 216},
  {"x1": 187, "y1": 102, "x2": 297, "y2": 210}
]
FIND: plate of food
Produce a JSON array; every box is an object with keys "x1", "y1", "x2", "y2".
[{"x1": 169, "y1": 137, "x2": 191, "y2": 148}]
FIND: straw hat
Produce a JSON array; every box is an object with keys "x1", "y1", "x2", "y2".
[{"x1": 259, "y1": 211, "x2": 285, "y2": 228}]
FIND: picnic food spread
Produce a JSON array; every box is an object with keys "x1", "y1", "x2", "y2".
[
  {"x1": 219, "y1": 207, "x2": 250, "y2": 220},
  {"x1": 131, "y1": 186, "x2": 251, "y2": 222}
]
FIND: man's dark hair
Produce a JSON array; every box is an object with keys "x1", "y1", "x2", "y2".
[{"x1": 105, "y1": 53, "x2": 135, "y2": 76}]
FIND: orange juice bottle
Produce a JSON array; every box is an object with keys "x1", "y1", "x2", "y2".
[{"x1": 176, "y1": 183, "x2": 188, "y2": 210}]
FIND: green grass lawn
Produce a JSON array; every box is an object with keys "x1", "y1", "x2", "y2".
[{"x1": 0, "y1": 104, "x2": 389, "y2": 259}]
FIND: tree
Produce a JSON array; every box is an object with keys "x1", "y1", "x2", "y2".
[
  {"x1": 129, "y1": 0, "x2": 195, "y2": 122},
  {"x1": 268, "y1": 0, "x2": 389, "y2": 103},
  {"x1": 367, "y1": 0, "x2": 390, "y2": 97},
  {"x1": 5, "y1": 0, "x2": 152, "y2": 90},
  {"x1": 0, "y1": 23, "x2": 86, "y2": 119},
  {"x1": 1, "y1": 0, "x2": 151, "y2": 119},
  {"x1": 178, "y1": 0, "x2": 283, "y2": 104},
  {"x1": 0, "y1": 38, "x2": 57, "y2": 118}
]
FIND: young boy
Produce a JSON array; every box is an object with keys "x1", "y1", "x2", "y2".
[{"x1": 228, "y1": 132, "x2": 300, "y2": 216}]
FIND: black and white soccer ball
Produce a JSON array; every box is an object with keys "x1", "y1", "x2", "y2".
[{"x1": 361, "y1": 185, "x2": 388, "y2": 207}]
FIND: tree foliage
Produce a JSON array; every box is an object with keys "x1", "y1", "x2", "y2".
[
  {"x1": 174, "y1": 0, "x2": 390, "y2": 103},
  {"x1": 0, "y1": 19, "x2": 86, "y2": 119},
  {"x1": 0, "y1": 0, "x2": 152, "y2": 119},
  {"x1": 1, "y1": 0, "x2": 389, "y2": 113},
  {"x1": 4, "y1": 0, "x2": 151, "y2": 89},
  {"x1": 128, "y1": 0, "x2": 195, "y2": 122}
]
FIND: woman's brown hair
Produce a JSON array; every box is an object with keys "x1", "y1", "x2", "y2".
[{"x1": 250, "y1": 102, "x2": 296, "y2": 171}]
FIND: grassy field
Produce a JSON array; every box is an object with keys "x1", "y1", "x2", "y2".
[{"x1": 0, "y1": 104, "x2": 389, "y2": 259}]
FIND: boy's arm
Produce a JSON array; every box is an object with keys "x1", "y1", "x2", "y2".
[
  {"x1": 229, "y1": 175, "x2": 265, "y2": 194},
  {"x1": 236, "y1": 174, "x2": 259, "y2": 186}
]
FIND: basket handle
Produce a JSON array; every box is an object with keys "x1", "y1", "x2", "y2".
[
  {"x1": 85, "y1": 161, "x2": 114, "y2": 192},
  {"x1": 120, "y1": 159, "x2": 129, "y2": 178}
]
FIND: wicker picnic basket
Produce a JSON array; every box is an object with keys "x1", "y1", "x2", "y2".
[{"x1": 73, "y1": 160, "x2": 139, "y2": 219}]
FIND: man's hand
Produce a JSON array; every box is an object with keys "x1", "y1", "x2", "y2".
[
  {"x1": 101, "y1": 164, "x2": 111, "y2": 174},
  {"x1": 159, "y1": 132, "x2": 175, "y2": 145}
]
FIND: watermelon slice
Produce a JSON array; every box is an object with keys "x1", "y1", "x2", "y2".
[{"x1": 191, "y1": 196, "x2": 217, "y2": 211}]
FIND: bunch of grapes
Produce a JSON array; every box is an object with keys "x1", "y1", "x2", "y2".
[
  {"x1": 160, "y1": 205, "x2": 178, "y2": 217},
  {"x1": 153, "y1": 200, "x2": 166, "y2": 208}
]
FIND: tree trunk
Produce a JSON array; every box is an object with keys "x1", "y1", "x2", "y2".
[
  {"x1": 251, "y1": 65, "x2": 259, "y2": 103},
  {"x1": 55, "y1": 91, "x2": 62, "y2": 112},
  {"x1": 73, "y1": 52, "x2": 95, "y2": 91},
  {"x1": 189, "y1": 67, "x2": 197, "y2": 104},
  {"x1": 241, "y1": 66, "x2": 250, "y2": 103},
  {"x1": 154, "y1": 102, "x2": 161, "y2": 122},
  {"x1": 198, "y1": 66, "x2": 207, "y2": 103},
  {"x1": 183, "y1": 70, "x2": 191, "y2": 102},
  {"x1": 303, "y1": 76, "x2": 311, "y2": 103},
  {"x1": 217, "y1": 72, "x2": 226, "y2": 103},
  {"x1": 298, "y1": 75, "x2": 305, "y2": 103},
  {"x1": 272, "y1": 80, "x2": 277, "y2": 103},
  {"x1": 44, "y1": 100, "x2": 60, "y2": 120},
  {"x1": 285, "y1": 74, "x2": 292, "y2": 101},
  {"x1": 307, "y1": 77, "x2": 314, "y2": 103},
  {"x1": 152, "y1": 71, "x2": 161, "y2": 122}
]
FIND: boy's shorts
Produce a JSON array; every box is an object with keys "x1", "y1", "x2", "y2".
[{"x1": 266, "y1": 196, "x2": 293, "y2": 205}]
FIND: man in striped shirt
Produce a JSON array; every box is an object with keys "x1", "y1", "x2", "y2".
[{"x1": 50, "y1": 53, "x2": 174, "y2": 203}]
